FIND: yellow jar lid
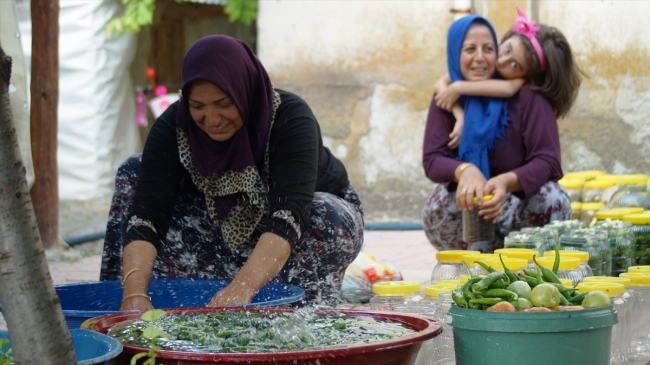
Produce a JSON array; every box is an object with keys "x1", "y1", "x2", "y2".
[
  {"x1": 494, "y1": 248, "x2": 536, "y2": 261},
  {"x1": 628, "y1": 265, "x2": 650, "y2": 273},
  {"x1": 537, "y1": 256, "x2": 581, "y2": 270},
  {"x1": 432, "y1": 279, "x2": 461, "y2": 287},
  {"x1": 595, "y1": 175, "x2": 621, "y2": 184},
  {"x1": 576, "y1": 282, "x2": 625, "y2": 297},
  {"x1": 558, "y1": 278, "x2": 574, "y2": 287},
  {"x1": 571, "y1": 202, "x2": 582, "y2": 211},
  {"x1": 544, "y1": 250, "x2": 589, "y2": 261},
  {"x1": 472, "y1": 194, "x2": 494, "y2": 205},
  {"x1": 372, "y1": 281, "x2": 421, "y2": 296},
  {"x1": 436, "y1": 250, "x2": 479, "y2": 263},
  {"x1": 559, "y1": 179, "x2": 584, "y2": 189},
  {"x1": 459, "y1": 274, "x2": 484, "y2": 283},
  {"x1": 581, "y1": 202, "x2": 605, "y2": 211},
  {"x1": 482, "y1": 257, "x2": 528, "y2": 271},
  {"x1": 563, "y1": 172, "x2": 588, "y2": 180},
  {"x1": 583, "y1": 276, "x2": 632, "y2": 288},
  {"x1": 584, "y1": 180, "x2": 615, "y2": 189},
  {"x1": 462, "y1": 253, "x2": 502, "y2": 265},
  {"x1": 619, "y1": 273, "x2": 650, "y2": 286},
  {"x1": 596, "y1": 210, "x2": 627, "y2": 220},
  {"x1": 622, "y1": 214, "x2": 650, "y2": 225},
  {"x1": 425, "y1": 285, "x2": 453, "y2": 299},
  {"x1": 617, "y1": 174, "x2": 648, "y2": 185}
]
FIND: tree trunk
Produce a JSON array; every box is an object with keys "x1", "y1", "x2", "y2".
[
  {"x1": 0, "y1": 44, "x2": 75, "y2": 365},
  {"x1": 29, "y1": 0, "x2": 59, "y2": 249}
]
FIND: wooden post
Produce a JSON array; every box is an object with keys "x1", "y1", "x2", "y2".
[{"x1": 30, "y1": 0, "x2": 59, "y2": 248}]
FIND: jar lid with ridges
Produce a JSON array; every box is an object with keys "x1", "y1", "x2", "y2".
[
  {"x1": 576, "y1": 282, "x2": 625, "y2": 296},
  {"x1": 584, "y1": 180, "x2": 615, "y2": 189},
  {"x1": 432, "y1": 279, "x2": 461, "y2": 288},
  {"x1": 622, "y1": 213, "x2": 650, "y2": 225},
  {"x1": 544, "y1": 249, "x2": 589, "y2": 261},
  {"x1": 462, "y1": 253, "x2": 502, "y2": 265},
  {"x1": 596, "y1": 210, "x2": 627, "y2": 220},
  {"x1": 581, "y1": 202, "x2": 605, "y2": 211},
  {"x1": 494, "y1": 248, "x2": 536, "y2": 261},
  {"x1": 436, "y1": 250, "x2": 479, "y2": 263},
  {"x1": 472, "y1": 194, "x2": 493, "y2": 205},
  {"x1": 628, "y1": 265, "x2": 650, "y2": 273},
  {"x1": 595, "y1": 174, "x2": 621, "y2": 184},
  {"x1": 559, "y1": 179, "x2": 584, "y2": 189},
  {"x1": 372, "y1": 281, "x2": 421, "y2": 296},
  {"x1": 481, "y1": 257, "x2": 528, "y2": 271},
  {"x1": 425, "y1": 285, "x2": 453, "y2": 299},
  {"x1": 537, "y1": 256, "x2": 581, "y2": 270},
  {"x1": 583, "y1": 276, "x2": 632, "y2": 288},
  {"x1": 619, "y1": 272, "x2": 650, "y2": 286},
  {"x1": 617, "y1": 174, "x2": 648, "y2": 185}
]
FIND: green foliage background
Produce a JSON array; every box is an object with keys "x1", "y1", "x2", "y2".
[{"x1": 107, "y1": 0, "x2": 258, "y2": 36}]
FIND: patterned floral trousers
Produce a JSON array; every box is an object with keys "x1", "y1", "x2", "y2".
[
  {"x1": 100, "y1": 154, "x2": 365, "y2": 307},
  {"x1": 422, "y1": 182, "x2": 571, "y2": 252}
]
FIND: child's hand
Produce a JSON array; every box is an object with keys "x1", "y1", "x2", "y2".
[
  {"x1": 435, "y1": 84, "x2": 461, "y2": 112},
  {"x1": 448, "y1": 114, "x2": 463, "y2": 149}
]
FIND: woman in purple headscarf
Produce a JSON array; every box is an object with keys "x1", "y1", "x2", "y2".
[{"x1": 100, "y1": 35, "x2": 364, "y2": 310}]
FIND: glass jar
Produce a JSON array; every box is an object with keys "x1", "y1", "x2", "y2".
[
  {"x1": 595, "y1": 174, "x2": 621, "y2": 204},
  {"x1": 543, "y1": 249, "x2": 593, "y2": 278},
  {"x1": 393, "y1": 285, "x2": 441, "y2": 365},
  {"x1": 582, "y1": 179, "x2": 615, "y2": 203},
  {"x1": 593, "y1": 218, "x2": 635, "y2": 276},
  {"x1": 559, "y1": 231, "x2": 602, "y2": 276},
  {"x1": 504, "y1": 231, "x2": 546, "y2": 256},
  {"x1": 536, "y1": 256, "x2": 584, "y2": 286},
  {"x1": 609, "y1": 174, "x2": 650, "y2": 210},
  {"x1": 579, "y1": 202, "x2": 605, "y2": 227},
  {"x1": 431, "y1": 250, "x2": 478, "y2": 284},
  {"x1": 458, "y1": 253, "x2": 501, "y2": 277},
  {"x1": 623, "y1": 213, "x2": 650, "y2": 266},
  {"x1": 479, "y1": 257, "x2": 528, "y2": 276},
  {"x1": 559, "y1": 178, "x2": 584, "y2": 202},
  {"x1": 433, "y1": 292, "x2": 457, "y2": 365},
  {"x1": 494, "y1": 248, "x2": 537, "y2": 270},
  {"x1": 571, "y1": 228, "x2": 611, "y2": 276},
  {"x1": 619, "y1": 272, "x2": 650, "y2": 363},
  {"x1": 545, "y1": 219, "x2": 586, "y2": 236},
  {"x1": 462, "y1": 195, "x2": 495, "y2": 249},
  {"x1": 369, "y1": 281, "x2": 423, "y2": 311},
  {"x1": 520, "y1": 226, "x2": 560, "y2": 252},
  {"x1": 576, "y1": 282, "x2": 627, "y2": 365},
  {"x1": 571, "y1": 202, "x2": 582, "y2": 221}
]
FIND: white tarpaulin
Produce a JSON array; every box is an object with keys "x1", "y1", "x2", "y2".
[{"x1": 15, "y1": 0, "x2": 141, "y2": 200}]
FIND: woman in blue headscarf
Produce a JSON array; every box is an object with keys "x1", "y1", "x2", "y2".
[{"x1": 422, "y1": 15, "x2": 571, "y2": 252}]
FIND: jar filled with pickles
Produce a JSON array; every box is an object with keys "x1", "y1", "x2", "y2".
[
  {"x1": 582, "y1": 179, "x2": 616, "y2": 203},
  {"x1": 545, "y1": 219, "x2": 586, "y2": 236},
  {"x1": 593, "y1": 216, "x2": 635, "y2": 276},
  {"x1": 520, "y1": 226, "x2": 560, "y2": 251},
  {"x1": 572, "y1": 227, "x2": 612, "y2": 276},
  {"x1": 623, "y1": 213, "x2": 650, "y2": 266},
  {"x1": 595, "y1": 174, "x2": 621, "y2": 204},
  {"x1": 504, "y1": 231, "x2": 546, "y2": 256},
  {"x1": 609, "y1": 174, "x2": 650, "y2": 210},
  {"x1": 560, "y1": 231, "x2": 602, "y2": 276}
]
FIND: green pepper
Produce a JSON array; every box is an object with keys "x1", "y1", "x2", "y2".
[
  {"x1": 519, "y1": 274, "x2": 539, "y2": 287},
  {"x1": 490, "y1": 278, "x2": 509, "y2": 289},
  {"x1": 469, "y1": 298, "x2": 502, "y2": 306},
  {"x1": 533, "y1": 255, "x2": 562, "y2": 284},
  {"x1": 523, "y1": 268, "x2": 539, "y2": 278},
  {"x1": 545, "y1": 282, "x2": 577, "y2": 294},
  {"x1": 552, "y1": 240, "x2": 561, "y2": 274},
  {"x1": 480, "y1": 288, "x2": 518, "y2": 302},
  {"x1": 568, "y1": 292, "x2": 587, "y2": 305},
  {"x1": 471, "y1": 271, "x2": 506, "y2": 292},
  {"x1": 452, "y1": 286, "x2": 468, "y2": 308},
  {"x1": 559, "y1": 294, "x2": 568, "y2": 306},
  {"x1": 475, "y1": 260, "x2": 496, "y2": 273},
  {"x1": 499, "y1": 254, "x2": 518, "y2": 283},
  {"x1": 461, "y1": 260, "x2": 478, "y2": 279}
]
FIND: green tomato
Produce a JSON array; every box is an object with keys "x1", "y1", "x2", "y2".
[
  {"x1": 582, "y1": 290, "x2": 612, "y2": 309},
  {"x1": 530, "y1": 283, "x2": 562, "y2": 308},
  {"x1": 507, "y1": 281, "x2": 532, "y2": 300},
  {"x1": 512, "y1": 298, "x2": 533, "y2": 310}
]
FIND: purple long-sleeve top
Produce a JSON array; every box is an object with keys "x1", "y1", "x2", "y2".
[{"x1": 422, "y1": 85, "x2": 563, "y2": 200}]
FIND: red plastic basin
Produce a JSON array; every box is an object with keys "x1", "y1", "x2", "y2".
[{"x1": 86, "y1": 307, "x2": 442, "y2": 365}]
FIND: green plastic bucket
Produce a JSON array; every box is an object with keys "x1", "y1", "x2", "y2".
[{"x1": 448, "y1": 306, "x2": 617, "y2": 365}]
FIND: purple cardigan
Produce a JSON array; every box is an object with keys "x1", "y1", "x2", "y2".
[{"x1": 422, "y1": 85, "x2": 563, "y2": 200}]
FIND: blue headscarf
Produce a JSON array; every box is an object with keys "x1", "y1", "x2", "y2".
[{"x1": 447, "y1": 15, "x2": 509, "y2": 179}]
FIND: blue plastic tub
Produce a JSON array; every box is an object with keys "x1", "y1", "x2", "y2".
[
  {"x1": 1, "y1": 279, "x2": 305, "y2": 329},
  {"x1": 1, "y1": 329, "x2": 122, "y2": 365}
]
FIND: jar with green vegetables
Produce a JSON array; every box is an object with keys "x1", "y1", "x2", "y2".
[
  {"x1": 609, "y1": 174, "x2": 650, "y2": 210},
  {"x1": 572, "y1": 228, "x2": 612, "y2": 276},
  {"x1": 545, "y1": 219, "x2": 586, "y2": 236},
  {"x1": 593, "y1": 217, "x2": 635, "y2": 276},
  {"x1": 623, "y1": 213, "x2": 650, "y2": 266},
  {"x1": 520, "y1": 226, "x2": 560, "y2": 251},
  {"x1": 582, "y1": 179, "x2": 615, "y2": 203},
  {"x1": 504, "y1": 231, "x2": 546, "y2": 256},
  {"x1": 559, "y1": 231, "x2": 602, "y2": 276}
]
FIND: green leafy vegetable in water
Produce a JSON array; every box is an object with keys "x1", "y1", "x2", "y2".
[{"x1": 109, "y1": 309, "x2": 415, "y2": 353}]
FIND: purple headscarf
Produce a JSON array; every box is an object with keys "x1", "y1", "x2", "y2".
[{"x1": 177, "y1": 35, "x2": 274, "y2": 177}]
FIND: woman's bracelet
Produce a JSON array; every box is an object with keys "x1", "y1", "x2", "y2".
[
  {"x1": 122, "y1": 293, "x2": 152, "y2": 302},
  {"x1": 455, "y1": 163, "x2": 474, "y2": 181},
  {"x1": 121, "y1": 268, "x2": 144, "y2": 286}
]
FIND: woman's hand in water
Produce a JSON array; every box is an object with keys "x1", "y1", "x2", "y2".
[
  {"x1": 207, "y1": 280, "x2": 256, "y2": 307},
  {"x1": 435, "y1": 83, "x2": 461, "y2": 112}
]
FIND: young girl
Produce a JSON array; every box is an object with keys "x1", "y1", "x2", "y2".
[{"x1": 434, "y1": 6, "x2": 584, "y2": 149}]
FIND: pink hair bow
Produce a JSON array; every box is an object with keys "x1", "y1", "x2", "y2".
[{"x1": 512, "y1": 5, "x2": 546, "y2": 71}]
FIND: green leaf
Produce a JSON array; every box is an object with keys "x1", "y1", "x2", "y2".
[
  {"x1": 143, "y1": 326, "x2": 170, "y2": 340},
  {"x1": 142, "y1": 309, "x2": 167, "y2": 322},
  {"x1": 130, "y1": 352, "x2": 149, "y2": 365}
]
